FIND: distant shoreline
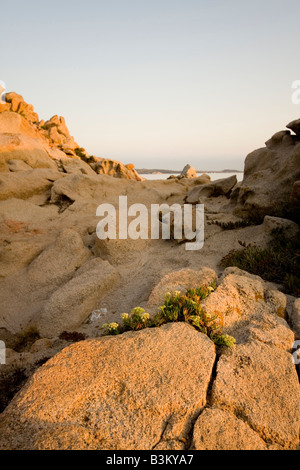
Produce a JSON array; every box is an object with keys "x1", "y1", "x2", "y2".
[{"x1": 136, "y1": 168, "x2": 243, "y2": 175}]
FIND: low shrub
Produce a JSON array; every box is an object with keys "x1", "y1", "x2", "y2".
[
  {"x1": 14, "y1": 326, "x2": 40, "y2": 353},
  {"x1": 59, "y1": 331, "x2": 86, "y2": 343},
  {"x1": 221, "y1": 229, "x2": 300, "y2": 297},
  {"x1": 103, "y1": 282, "x2": 235, "y2": 348}
]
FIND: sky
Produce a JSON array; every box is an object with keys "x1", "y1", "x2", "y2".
[{"x1": 1, "y1": 0, "x2": 300, "y2": 170}]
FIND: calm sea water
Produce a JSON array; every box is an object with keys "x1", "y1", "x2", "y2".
[{"x1": 140, "y1": 172, "x2": 244, "y2": 182}]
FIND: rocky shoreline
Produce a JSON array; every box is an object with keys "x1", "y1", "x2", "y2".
[{"x1": 0, "y1": 93, "x2": 299, "y2": 450}]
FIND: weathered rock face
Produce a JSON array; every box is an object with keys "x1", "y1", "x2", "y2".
[
  {"x1": 0, "y1": 168, "x2": 62, "y2": 201},
  {"x1": 0, "y1": 266, "x2": 299, "y2": 450},
  {"x1": 290, "y1": 180, "x2": 300, "y2": 210},
  {"x1": 233, "y1": 120, "x2": 300, "y2": 220},
  {"x1": 0, "y1": 92, "x2": 299, "y2": 451},
  {"x1": 185, "y1": 175, "x2": 237, "y2": 203},
  {"x1": 193, "y1": 408, "x2": 267, "y2": 450},
  {"x1": 211, "y1": 341, "x2": 300, "y2": 449},
  {"x1": 201, "y1": 267, "x2": 294, "y2": 351},
  {"x1": 263, "y1": 215, "x2": 300, "y2": 239},
  {"x1": 92, "y1": 158, "x2": 143, "y2": 181},
  {"x1": 38, "y1": 115, "x2": 90, "y2": 161},
  {"x1": 0, "y1": 91, "x2": 144, "y2": 181},
  {"x1": 37, "y1": 258, "x2": 120, "y2": 337},
  {"x1": 5, "y1": 92, "x2": 39, "y2": 124},
  {"x1": 0, "y1": 94, "x2": 90, "y2": 173},
  {"x1": 3, "y1": 93, "x2": 90, "y2": 161},
  {"x1": 59, "y1": 156, "x2": 97, "y2": 176},
  {"x1": 0, "y1": 228, "x2": 92, "y2": 333},
  {"x1": 0, "y1": 323, "x2": 216, "y2": 450},
  {"x1": 0, "y1": 112, "x2": 60, "y2": 172}
]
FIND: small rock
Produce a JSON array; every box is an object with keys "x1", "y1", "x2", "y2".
[
  {"x1": 263, "y1": 215, "x2": 299, "y2": 238},
  {"x1": 0, "y1": 323, "x2": 216, "y2": 450},
  {"x1": 30, "y1": 339, "x2": 54, "y2": 354}
]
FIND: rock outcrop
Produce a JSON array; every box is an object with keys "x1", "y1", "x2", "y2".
[
  {"x1": 0, "y1": 323, "x2": 216, "y2": 450},
  {"x1": 38, "y1": 115, "x2": 85, "y2": 159},
  {"x1": 232, "y1": 119, "x2": 300, "y2": 220},
  {"x1": 37, "y1": 258, "x2": 120, "y2": 337},
  {"x1": 185, "y1": 175, "x2": 237, "y2": 203},
  {"x1": 211, "y1": 340, "x2": 299, "y2": 449},
  {"x1": 0, "y1": 268, "x2": 299, "y2": 450},
  {"x1": 0, "y1": 93, "x2": 299, "y2": 451},
  {"x1": 0, "y1": 91, "x2": 143, "y2": 181},
  {"x1": 180, "y1": 164, "x2": 197, "y2": 178},
  {"x1": 4, "y1": 92, "x2": 39, "y2": 124},
  {"x1": 0, "y1": 111, "x2": 60, "y2": 172},
  {"x1": 193, "y1": 408, "x2": 267, "y2": 450},
  {"x1": 92, "y1": 159, "x2": 143, "y2": 181}
]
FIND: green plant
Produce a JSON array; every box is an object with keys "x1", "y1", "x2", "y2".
[
  {"x1": 121, "y1": 307, "x2": 152, "y2": 331},
  {"x1": 59, "y1": 331, "x2": 86, "y2": 342},
  {"x1": 221, "y1": 229, "x2": 300, "y2": 297},
  {"x1": 74, "y1": 147, "x2": 86, "y2": 159},
  {"x1": 103, "y1": 308, "x2": 153, "y2": 335},
  {"x1": 154, "y1": 288, "x2": 234, "y2": 347},
  {"x1": 102, "y1": 322, "x2": 122, "y2": 335},
  {"x1": 102, "y1": 282, "x2": 236, "y2": 348},
  {"x1": 213, "y1": 219, "x2": 256, "y2": 230},
  {"x1": 74, "y1": 147, "x2": 97, "y2": 164},
  {"x1": 213, "y1": 334, "x2": 237, "y2": 348}
]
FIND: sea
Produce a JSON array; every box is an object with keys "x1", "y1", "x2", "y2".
[{"x1": 139, "y1": 172, "x2": 244, "y2": 182}]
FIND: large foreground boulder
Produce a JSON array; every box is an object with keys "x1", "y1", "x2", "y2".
[
  {"x1": 0, "y1": 323, "x2": 216, "y2": 450},
  {"x1": 0, "y1": 267, "x2": 299, "y2": 450},
  {"x1": 211, "y1": 341, "x2": 300, "y2": 449}
]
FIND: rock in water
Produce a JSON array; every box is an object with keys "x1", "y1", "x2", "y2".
[{"x1": 180, "y1": 164, "x2": 197, "y2": 178}]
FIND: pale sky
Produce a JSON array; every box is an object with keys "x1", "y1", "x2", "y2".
[{"x1": 1, "y1": 0, "x2": 300, "y2": 170}]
